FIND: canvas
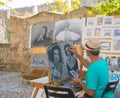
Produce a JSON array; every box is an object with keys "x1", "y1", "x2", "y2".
[{"x1": 47, "y1": 42, "x2": 79, "y2": 82}]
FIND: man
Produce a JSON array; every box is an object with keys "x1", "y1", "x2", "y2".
[{"x1": 69, "y1": 38, "x2": 114, "y2": 98}]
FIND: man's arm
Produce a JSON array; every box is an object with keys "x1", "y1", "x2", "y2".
[
  {"x1": 69, "y1": 46, "x2": 90, "y2": 68},
  {"x1": 72, "y1": 78, "x2": 95, "y2": 97}
]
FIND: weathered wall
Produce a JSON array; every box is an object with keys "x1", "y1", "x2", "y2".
[{"x1": 0, "y1": 7, "x2": 92, "y2": 73}]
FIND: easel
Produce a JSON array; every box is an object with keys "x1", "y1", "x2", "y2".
[{"x1": 29, "y1": 44, "x2": 86, "y2": 98}]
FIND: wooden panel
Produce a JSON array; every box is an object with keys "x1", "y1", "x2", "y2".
[{"x1": 32, "y1": 47, "x2": 46, "y2": 54}]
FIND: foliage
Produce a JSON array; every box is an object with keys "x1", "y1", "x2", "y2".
[
  {"x1": 0, "y1": 0, "x2": 12, "y2": 6},
  {"x1": 88, "y1": 0, "x2": 120, "y2": 15},
  {"x1": 47, "y1": 0, "x2": 80, "y2": 13}
]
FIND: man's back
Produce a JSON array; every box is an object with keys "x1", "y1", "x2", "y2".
[{"x1": 86, "y1": 58, "x2": 114, "y2": 98}]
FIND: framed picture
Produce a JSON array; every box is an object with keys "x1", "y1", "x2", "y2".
[
  {"x1": 114, "y1": 18, "x2": 120, "y2": 25},
  {"x1": 113, "y1": 28, "x2": 120, "y2": 38},
  {"x1": 112, "y1": 39, "x2": 120, "y2": 51},
  {"x1": 94, "y1": 27, "x2": 102, "y2": 37},
  {"x1": 103, "y1": 16, "x2": 114, "y2": 26},
  {"x1": 102, "y1": 28, "x2": 113, "y2": 37},
  {"x1": 100, "y1": 40, "x2": 111, "y2": 51},
  {"x1": 86, "y1": 17, "x2": 95, "y2": 26},
  {"x1": 96, "y1": 16, "x2": 104, "y2": 26},
  {"x1": 105, "y1": 55, "x2": 120, "y2": 71},
  {"x1": 85, "y1": 26, "x2": 94, "y2": 37}
]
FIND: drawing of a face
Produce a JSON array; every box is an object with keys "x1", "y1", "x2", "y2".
[
  {"x1": 53, "y1": 49, "x2": 60, "y2": 63},
  {"x1": 64, "y1": 22, "x2": 70, "y2": 30},
  {"x1": 40, "y1": 26, "x2": 47, "y2": 38},
  {"x1": 64, "y1": 44, "x2": 72, "y2": 56}
]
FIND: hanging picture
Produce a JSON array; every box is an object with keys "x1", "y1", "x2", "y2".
[
  {"x1": 113, "y1": 28, "x2": 120, "y2": 38},
  {"x1": 86, "y1": 17, "x2": 95, "y2": 26},
  {"x1": 53, "y1": 18, "x2": 85, "y2": 45},
  {"x1": 29, "y1": 22, "x2": 55, "y2": 48},
  {"x1": 105, "y1": 55, "x2": 120, "y2": 71},
  {"x1": 100, "y1": 40, "x2": 111, "y2": 51},
  {"x1": 102, "y1": 28, "x2": 113, "y2": 37},
  {"x1": 112, "y1": 38, "x2": 120, "y2": 51},
  {"x1": 103, "y1": 16, "x2": 114, "y2": 26}
]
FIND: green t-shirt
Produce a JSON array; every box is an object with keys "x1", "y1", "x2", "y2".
[{"x1": 86, "y1": 58, "x2": 114, "y2": 98}]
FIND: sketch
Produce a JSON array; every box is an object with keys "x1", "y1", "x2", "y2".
[
  {"x1": 112, "y1": 39, "x2": 120, "y2": 51},
  {"x1": 105, "y1": 56, "x2": 120, "y2": 71},
  {"x1": 87, "y1": 17, "x2": 95, "y2": 26},
  {"x1": 85, "y1": 27, "x2": 94, "y2": 37},
  {"x1": 100, "y1": 40, "x2": 111, "y2": 51},
  {"x1": 94, "y1": 27, "x2": 102, "y2": 37},
  {"x1": 30, "y1": 53, "x2": 48, "y2": 69},
  {"x1": 30, "y1": 22, "x2": 55, "y2": 48},
  {"x1": 103, "y1": 16, "x2": 114, "y2": 25},
  {"x1": 102, "y1": 28, "x2": 112, "y2": 37},
  {"x1": 47, "y1": 42, "x2": 79, "y2": 82},
  {"x1": 64, "y1": 43, "x2": 78, "y2": 77},
  {"x1": 54, "y1": 18, "x2": 84, "y2": 45},
  {"x1": 96, "y1": 16, "x2": 104, "y2": 26},
  {"x1": 113, "y1": 28, "x2": 120, "y2": 37}
]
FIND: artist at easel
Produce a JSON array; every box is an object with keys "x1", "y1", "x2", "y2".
[{"x1": 69, "y1": 38, "x2": 114, "y2": 98}]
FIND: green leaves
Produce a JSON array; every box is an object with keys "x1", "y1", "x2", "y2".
[
  {"x1": 48, "y1": 0, "x2": 80, "y2": 13},
  {"x1": 0, "y1": 1, "x2": 5, "y2": 6},
  {"x1": 89, "y1": 0, "x2": 120, "y2": 15}
]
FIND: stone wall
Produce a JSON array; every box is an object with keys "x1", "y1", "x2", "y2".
[{"x1": 0, "y1": 7, "x2": 93, "y2": 73}]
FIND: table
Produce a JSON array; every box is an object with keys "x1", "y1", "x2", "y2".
[{"x1": 30, "y1": 76, "x2": 49, "y2": 98}]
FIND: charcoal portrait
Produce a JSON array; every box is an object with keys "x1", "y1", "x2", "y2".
[
  {"x1": 30, "y1": 22, "x2": 55, "y2": 48},
  {"x1": 47, "y1": 42, "x2": 79, "y2": 82},
  {"x1": 64, "y1": 43, "x2": 78, "y2": 77}
]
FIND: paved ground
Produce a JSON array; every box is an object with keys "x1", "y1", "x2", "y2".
[
  {"x1": 0, "y1": 71, "x2": 120, "y2": 98},
  {"x1": 0, "y1": 71, "x2": 34, "y2": 98}
]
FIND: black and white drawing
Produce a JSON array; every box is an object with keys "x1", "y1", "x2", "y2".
[
  {"x1": 29, "y1": 22, "x2": 55, "y2": 48},
  {"x1": 54, "y1": 18, "x2": 84, "y2": 45},
  {"x1": 47, "y1": 42, "x2": 79, "y2": 82},
  {"x1": 105, "y1": 56, "x2": 120, "y2": 71},
  {"x1": 30, "y1": 53, "x2": 48, "y2": 69}
]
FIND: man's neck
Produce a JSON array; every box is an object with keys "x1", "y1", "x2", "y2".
[{"x1": 90, "y1": 56, "x2": 100, "y2": 63}]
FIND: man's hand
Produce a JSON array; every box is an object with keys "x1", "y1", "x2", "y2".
[
  {"x1": 69, "y1": 46, "x2": 78, "y2": 56},
  {"x1": 72, "y1": 78, "x2": 82, "y2": 85}
]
